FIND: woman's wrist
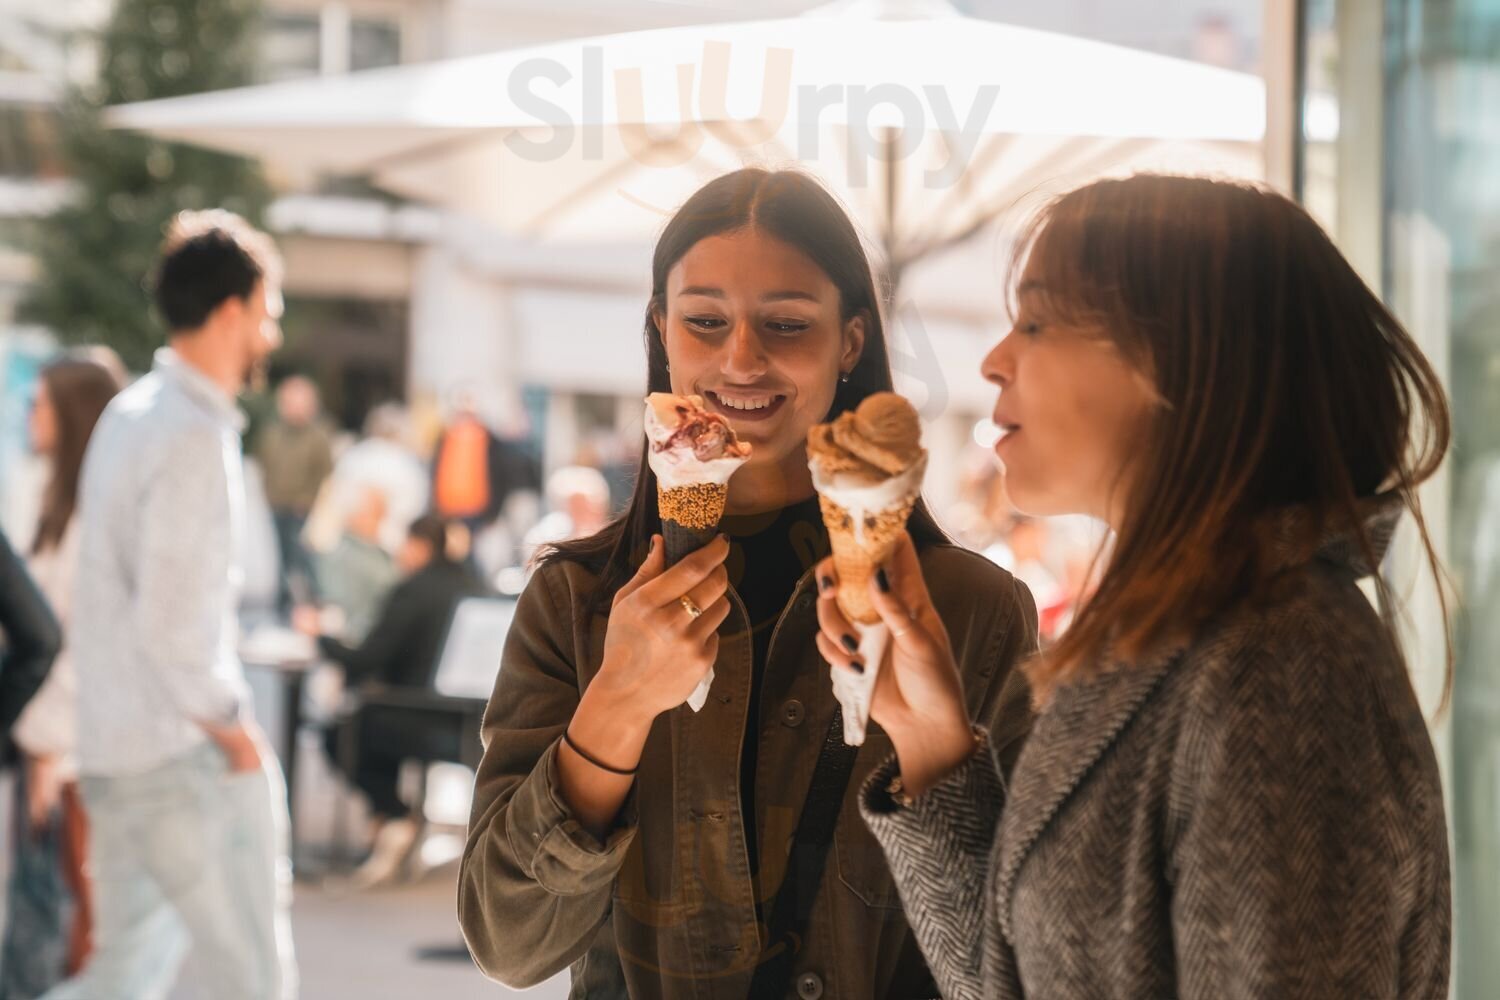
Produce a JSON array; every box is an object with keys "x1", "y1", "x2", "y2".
[
  {"x1": 885, "y1": 714, "x2": 981, "y2": 799},
  {"x1": 570, "y1": 676, "x2": 655, "y2": 771}
]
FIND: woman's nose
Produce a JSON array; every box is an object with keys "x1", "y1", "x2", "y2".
[
  {"x1": 981, "y1": 332, "x2": 1015, "y2": 387},
  {"x1": 722, "y1": 321, "x2": 768, "y2": 380}
]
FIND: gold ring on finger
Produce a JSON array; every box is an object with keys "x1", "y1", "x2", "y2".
[{"x1": 679, "y1": 594, "x2": 704, "y2": 620}]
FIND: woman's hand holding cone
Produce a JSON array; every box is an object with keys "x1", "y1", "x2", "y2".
[
  {"x1": 558, "y1": 535, "x2": 731, "y2": 838},
  {"x1": 814, "y1": 531, "x2": 979, "y2": 796},
  {"x1": 595, "y1": 533, "x2": 732, "y2": 725}
]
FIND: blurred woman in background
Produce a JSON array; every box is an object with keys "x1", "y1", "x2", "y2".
[{"x1": 2, "y1": 355, "x2": 122, "y2": 998}]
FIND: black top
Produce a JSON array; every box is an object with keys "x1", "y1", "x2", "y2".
[
  {"x1": 720, "y1": 495, "x2": 828, "y2": 899},
  {"x1": 320, "y1": 559, "x2": 489, "y2": 689},
  {"x1": 0, "y1": 529, "x2": 60, "y2": 735}
]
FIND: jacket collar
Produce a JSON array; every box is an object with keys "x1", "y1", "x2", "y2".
[
  {"x1": 1260, "y1": 492, "x2": 1404, "y2": 578},
  {"x1": 992, "y1": 493, "x2": 1406, "y2": 943},
  {"x1": 153, "y1": 347, "x2": 246, "y2": 432}
]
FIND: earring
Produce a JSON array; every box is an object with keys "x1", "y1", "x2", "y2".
[{"x1": 838, "y1": 371, "x2": 850, "y2": 384}]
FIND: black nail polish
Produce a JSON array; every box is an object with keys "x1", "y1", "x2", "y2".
[
  {"x1": 841, "y1": 634, "x2": 858, "y2": 653},
  {"x1": 850, "y1": 660, "x2": 865, "y2": 674},
  {"x1": 820, "y1": 575, "x2": 834, "y2": 593},
  {"x1": 876, "y1": 567, "x2": 891, "y2": 593}
]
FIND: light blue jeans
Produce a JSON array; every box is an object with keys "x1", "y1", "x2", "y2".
[{"x1": 39, "y1": 741, "x2": 297, "y2": 1000}]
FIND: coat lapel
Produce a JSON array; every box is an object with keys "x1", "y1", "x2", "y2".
[{"x1": 993, "y1": 644, "x2": 1183, "y2": 944}]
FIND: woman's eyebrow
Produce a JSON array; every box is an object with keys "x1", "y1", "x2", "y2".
[{"x1": 676, "y1": 286, "x2": 821, "y2": 304}]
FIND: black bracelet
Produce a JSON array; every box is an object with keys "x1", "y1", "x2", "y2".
[{"x1": 562, "y1": 729, "x2": 638, "y2": 776}]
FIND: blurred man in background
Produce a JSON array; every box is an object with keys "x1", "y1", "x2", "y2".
[
  {"x1": 44, "y1": 210, "x2": 297, "y2": 1000},
  {"x1": 255, "y1": 375, "x2": 334, "y2": 617},
  {"x1": 431, "y1": 388, "x2": 541, "y2": 579}
]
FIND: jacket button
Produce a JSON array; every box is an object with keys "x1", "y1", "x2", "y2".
[
  {"x1": 781, "y1": 699, "x2": 805, "y2": 728},
  {"x1": 796, "y1": 972, "x2": 824, "y2": 999}
]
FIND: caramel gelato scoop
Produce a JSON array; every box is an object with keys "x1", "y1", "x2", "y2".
[{"x1": 806, "y1": 392, "x2": 924, "y2": 484}]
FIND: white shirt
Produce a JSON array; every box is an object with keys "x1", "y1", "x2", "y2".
[{"x1": 72, "y1": 348, "x2": 251, "y2": 777}]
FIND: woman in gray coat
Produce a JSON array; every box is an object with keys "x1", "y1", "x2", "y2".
[{"x1": 813, "y1": 174, "x2": 1452, "y2": 999}]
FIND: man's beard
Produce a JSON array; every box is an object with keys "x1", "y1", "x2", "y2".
[{"x1": 244, "y1": 355, "x2": 270, "y2": 395}]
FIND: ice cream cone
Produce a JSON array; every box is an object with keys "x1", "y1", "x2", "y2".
[
  {"x1": 807, "y1": 392, "x2": 928, "y2": 745},
  {"x1": 658, "y1": 481, "x2": 730, "y2": 566},
  {"x1": 643, "y1": 393, "x2": 751, "y2": 713},
  {"x1": 819, "y1": 493, "x2": 920, "y2": 624}
]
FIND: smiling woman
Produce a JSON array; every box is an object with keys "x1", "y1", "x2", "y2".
[
  {"x1": 458, "y1": 168, "x2": 1038, "y2": 1000},
  {"x1": 546, "y1": 167, "x2": 952, "y2": 649}
]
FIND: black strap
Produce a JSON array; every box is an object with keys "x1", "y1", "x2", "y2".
[{"x1": 747, "y1": 708, "x2": 860, "y2": 998}]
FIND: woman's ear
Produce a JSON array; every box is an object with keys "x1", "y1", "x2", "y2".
[{"x1": 840, "y1": 311, "x2": 868, "y2": 376}]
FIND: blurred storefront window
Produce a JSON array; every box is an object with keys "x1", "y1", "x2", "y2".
[
  {"x1": 261, "y1": 5, "x2": 402, "y2": 82},
  {"x1": 350, "y1": 17, "x2": 401, "y2": 72},
  {"x1": 0, "y1": 105, "x2": 62, "y2": 179},
  {"x1": 1298, "y1": 1, "x2": 1500, "y2": 995},
  {"x1": 273, "y1": 295, "x2": 409, "y2": 433},
  {"x1": 262, "y1": 11, "x2": 321, "y2": 82}
]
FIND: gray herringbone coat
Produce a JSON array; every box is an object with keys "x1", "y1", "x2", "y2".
[{"x1": 862, "y1": 497, "x2": 1451, "y2": 999}]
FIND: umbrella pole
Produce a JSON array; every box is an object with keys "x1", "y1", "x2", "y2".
[{"x1": 882, "y1": 125, "x2": 904, "y2": 309}]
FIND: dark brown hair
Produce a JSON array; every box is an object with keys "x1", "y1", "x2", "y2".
[
  {"x1": 542, "y1": 168, "x2": 947, "y2": 641},
  {"x1": 153, "y1": 209, "x2": 281, "y2": 333},
  {"x1": 408, "y1": 513, "x2": 470, "y2": 566},
  {"x1": 31, "y1": 356, "x2": 124, "y2": 554},
  {"x1": 1012, "y1": 174, "x2": 1451, "y2": 699}
]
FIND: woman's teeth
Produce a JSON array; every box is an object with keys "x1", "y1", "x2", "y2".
[{"x1": 711, "y1": 392, "x2": 779, "y2": 411}]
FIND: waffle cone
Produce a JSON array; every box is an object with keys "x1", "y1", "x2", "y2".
[
  {"x1": 819, "y1": 494, "x2": 917, "y2": 624},
  {"x1": 658, "y1": 482, "x2": 728, "y2": 565}
]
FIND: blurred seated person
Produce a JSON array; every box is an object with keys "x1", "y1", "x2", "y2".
[
  {"x1": 520, "y1": 465, "x2": 611, "y2": 568},
  {"x1": 307, "y1": 485, "x2": 400, "y2": 644},
  {"x1": 300, "y1": 514, "x2": 488, "y2": 886}
]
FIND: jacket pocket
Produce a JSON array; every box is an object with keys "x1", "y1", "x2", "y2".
[{"x1": 834, "y1": 732, "x2": 906, "y2": 910}]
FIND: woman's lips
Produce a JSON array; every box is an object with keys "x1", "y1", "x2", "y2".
[{"x1": 705, "y1": 389, "x2": 788, "y2": 424}]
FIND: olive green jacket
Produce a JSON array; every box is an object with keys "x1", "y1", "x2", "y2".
[{"x1": 459, "y1": 543, "x2": 1037, "y2": 999}]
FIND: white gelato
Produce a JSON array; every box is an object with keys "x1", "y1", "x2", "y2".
[{"x1": 643, "y1": 395, "x2": 749, "y2": 489}]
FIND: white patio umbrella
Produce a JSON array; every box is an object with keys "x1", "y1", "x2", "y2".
[{"x1": 106, "y1": 0, "x2": 1264, "y2": 296}]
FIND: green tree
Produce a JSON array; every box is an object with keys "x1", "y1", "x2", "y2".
[{"x1": 19, "y1": 0, "x2": 271, "y2": 372}]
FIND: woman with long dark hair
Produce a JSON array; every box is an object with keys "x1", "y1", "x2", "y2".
[
  {"x1": 817, "y1": 174, "x2": 1452, "y2": 999},
  {"x1": 459, "y1": 168, "x2": 1036, "y2": 998},
  {"x1": 2, "y1": 355, "x2": 122, "y2": 997}
]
